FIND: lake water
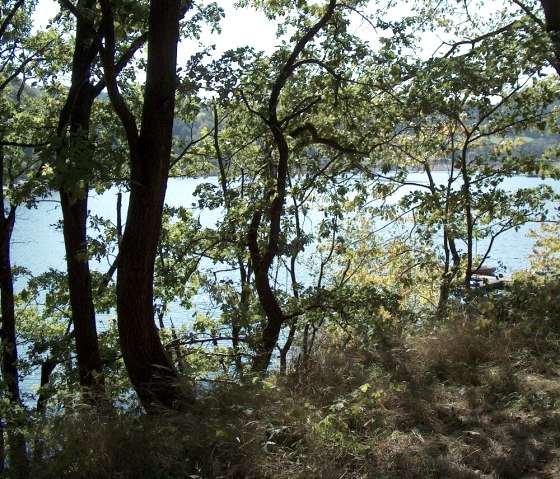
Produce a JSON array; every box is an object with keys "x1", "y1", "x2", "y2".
[
  {"x1": 12, "y1": 173, "x2": 560, "y2": 402},
  {"x1": 13, "y1": 173, "x2": 560, "y2": 277}
]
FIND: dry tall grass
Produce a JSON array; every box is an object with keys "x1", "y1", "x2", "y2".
[{"x1": 29, "y1": 279, "x2": 560, "y2": 478}]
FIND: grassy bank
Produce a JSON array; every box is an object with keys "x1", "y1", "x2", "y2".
[{"x1": 28, "y1": 278, "x2": 560, "y2": 478}]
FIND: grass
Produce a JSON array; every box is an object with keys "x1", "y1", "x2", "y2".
[{"x1": 28, "y1": 280, "x2": 560, "y2": 478}]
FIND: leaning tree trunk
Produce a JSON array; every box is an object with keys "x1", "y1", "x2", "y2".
[
  {"x1": 249, "y1": 247, "x2": 287, "y2": 372},
  {"x1": 436, "y1": 234, "x2": 461, "y2": 318},
  {"x1": 114, "y1": 0, "x2": 188, "y2": 412},
  {"x1": 249, "y1": 0, "x2": 338, "y2": 373}
]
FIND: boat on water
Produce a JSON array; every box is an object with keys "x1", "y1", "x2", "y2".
[{"x1": 471, "y1": 265, "x2": 497, "y2": 276}]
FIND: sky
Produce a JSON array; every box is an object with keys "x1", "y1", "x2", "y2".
[
  {"x1": 31, "y1": 0, "x2": 393, "y2": 89},
  {"x1": 33, "y1": 0, "x2": 282, "y2": 55},
  {"x1": 30, "y1": 0, "x2": 512, "y2": 76},
  {"x1": 32, "y1": 0, "x2": 408, "y2": 59}
]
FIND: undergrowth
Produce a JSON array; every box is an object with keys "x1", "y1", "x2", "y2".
[{"x1": 28, "y1": 278, "x2": 560, "y2": 478}]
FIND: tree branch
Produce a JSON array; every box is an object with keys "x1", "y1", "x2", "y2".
[
  {"x1": 98, "y1": 0, "x2": 139, "y2": 155},
  {"x1": 443, "y1": 22, "x2": 517, "y2": 58},
  {"x1": 92, "y1": 31, "x2": 149, "y2": 96},
  {"x1": 0, "y1": 140, "x2": 49, "y2": 148},
  {"x1": 290, "y1": 122, "x2": 361, "y2": 154},
  {"x1": 268, "y1": 0, "x2": 338, "y2": 120},
  {"x1": 0, "y1": 0, "x2": 24, "y2": 42},
  {"x1": 513, "y1": 0, "x2": 544, "y2": 27}
]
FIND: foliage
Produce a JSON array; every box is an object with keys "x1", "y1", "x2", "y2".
[
  {"x1": 3, "y1": 0, "x2": 560, "y2": 473},
  {"x1": 529, "y1": 221, "x2": 560, "y2": 274},
  {"x1": 19, "y1": 275, "x2": 560, "y2": 478}
]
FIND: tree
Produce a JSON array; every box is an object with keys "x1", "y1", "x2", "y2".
[
  {"x1": 0, "y1": 0, "x2": 53, "y2": 473},
  {"x1": 232, "y1": 0, "x2": 371, "y2": 372},
  {"x1": 55, "y1": 0, "x2": 108, "y2": 407},
  {"x1": 378, "y1": 2, "x2": 560, "y2": 316},
  {"x1": 185, "y1": 0, "x2": 419, "y2": 373},
  {"x1": 98, "y1": 0, "x2": 192, "y2": 412},
  {"x1": 54, "y1": 0, "x2": 149, "y2": 407}
]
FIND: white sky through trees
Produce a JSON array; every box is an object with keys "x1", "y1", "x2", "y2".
[
  {"x1": 31, "y1": 0, "x2": 427, "y2": 58},
  {"x1": 32, "y1": 0, "x2": 280, "y2": 54},
  {"x1": 30, "y1": 1, "x2": 526, "y2": 84}
]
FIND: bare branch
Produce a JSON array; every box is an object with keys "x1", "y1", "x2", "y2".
[
  {"x1": 0, "y1": 139, "x2": 49, "y2": 148},
  {"x1": 170, "y1": 125, "x2": 216, "y2": 169},
  {"x1": 442, "y1": 22, "x2": 517, "y2": 58},
  {"x1": 92, "y1": 32, "x2": 149, "y2": 96},
  {"x1": 279, "y1": 95, "x2": 321, "y2": 126}
]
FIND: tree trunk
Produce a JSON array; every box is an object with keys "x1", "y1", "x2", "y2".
[
  {"x1": 460, "y1": 146, "x2": 474, "y2": 289},
  {"x1": 279, "y1": 321, "x2": 296, "y2": 375},
  {"x1": 540, "y1": 0, "x2": 560, "y2": 75},
  {"x1": 436, "y1": 235, "x2": 461, "y2": 317},
  {"x1": 33, "y1": 357, "x2": 57, "y2": 464},
  {"x1": 248, "y1": 0, "x2": 337, "y2": 373},
  {"x1": 116, "y1": 0, "x2": 188, "y2": 412},
  {"x1": 250, "y1": 260, "x2": 286, "y2": 372},
  {"x1": 234, "y1": 262, "x2": 251, "y2": 376},
  {"x1": 60, "y1": 190, "x2": 106, "y2": 403},
  {"x1": 213, "y1": 105, "x2": 248, "y2": 376},
  {"x1": 57, "y1": 0, "x2": 106, "y2": 405},
  {"x1": 0, "y1": 416, "x2": 4, "y2": 473},
  {"x1": 0, "y1": 151, "x2": 27, "y2": 476}
]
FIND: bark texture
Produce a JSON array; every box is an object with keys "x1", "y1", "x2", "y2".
[{"x1": 114, "y1": 0, "x2": 188, "y2": 412}]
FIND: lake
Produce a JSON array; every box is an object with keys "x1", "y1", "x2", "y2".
[
  {"x1": 12, "y1": 173, "x2": 560, "y2": 402},
  {"x1": 13, "y1": 173, "x2": 560, "y2": 277}
]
